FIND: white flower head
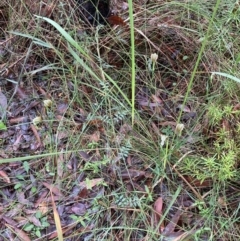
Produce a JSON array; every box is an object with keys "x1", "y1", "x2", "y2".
[
  {"x1": 32, "y1": 116, "x2": 42, "y2": 126},
  {"x1": 151, "y1": 53, "x2": 158, "y2": 63},
  {"x1": 160, "y1": 134, "x2": 168, "y2": 147},
  {"x1": 43, "y1": 99, "x2": 52, "y2": 108},
  {"x1": 175, "y1": 123, "x2": 184, "y2": 136}
]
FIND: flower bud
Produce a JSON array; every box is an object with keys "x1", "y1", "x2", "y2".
[
  {"x1": 43, "y1": 99, "x2": 52, "y2": 108},
  {"x1": 32, "y1": 116, "x2": 42, "y2": 125},
  {"x1": 151, "y1": 53, "x2": 158, "y2": 63}
]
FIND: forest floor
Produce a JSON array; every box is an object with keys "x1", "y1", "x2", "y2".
[{"x1": 0, "y1": 0, "x2": 240, "y2": 240}]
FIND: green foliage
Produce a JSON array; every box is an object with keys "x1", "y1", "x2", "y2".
[
  {"x1": 83, "y1": 157, "x2": 110, "y2": 174},
  {"x1": 0, "y1": 121, "x2": 7, "y2": 130},
  {"x1": 207, "y1": 103, "x2": 240, "y2": 125},
  {"x1": 119, "y1": 140, "x2": 132, "y2": 159},
  {"x1": 23, "y1": 213, "x2": 50, "y2": 238},
  {"x1": 114, "y1": 193, "x2": 143, "y2": 208},
  {"x1": 181, "y1": 148, "x2": 237, "y2": 182}
]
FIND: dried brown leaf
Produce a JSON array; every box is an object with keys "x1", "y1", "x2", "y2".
[
  {"x1": 89, "y1": 131, "x2": 100, "y2": 142},
  {"x1": 34, "y1": 191, "x2": 48, "y2": 208},
  {"x1": 120, "y1": 169, "x2": 146, "y2": 180},
  {"x1": 0, "y1": 170, "x2": 10, "y2": 183},
  {"x1": 154, "y1": 197, "x2": 163, "y2": 216},
  {"x1": 38, "y1": 202, "x2": 48, "y2": 215},
  {"x1": 50, "y1": 191, "x2": 63, "y2": 241},
  {"x1": 2, "y1": 216, "x2": 18, "y2": 226},
  {"x1": 30, "y1": 124, "x2": 42, "y2": 148},
  {"x1": 5, "y1": 204, "x2": 23, "y2": 217},
  {"x1": 79, "y1": 151, "x2": 91, "y2": 160},
  {"x1": 27, "y1": 216, "x2": 41, "y2": 227},
  {"x1": 71, "y1": 203, "x2": 87, "y2": 215},
  {"x1": 48, "y1": 223, "x2": 78, "y2": 240},
  {"x1": 222, "y1": 119, "x2": 231, "y2": 132},
  {"x1": 6, "y1": 224, "x2": 31, "y2": 241},
  {"x1": 16, "y1": 86, "x2": 28, "y2": 99},
  {"x1": 0, "y1": 89, "x2": 7, "y2": 118},
  {"x1": 154, "y1": 197, "x2": 164, "y2": 232},
  {"x1": 12, "y1": 134, "x2": 22, "y2": 151},
  {"x1": 42, "y1": 182, "x2": 63, "y2": 197},
  {"x1": 79, "y1": 178, "x2": 104, "y2": 189},
  {"x1": 56, "y1": 131, "x2": 68, "y2": 141},
  {"x1": 218, "y1": 196, "x2": 227, "y2": 207},
  {"x1": 162, "y1": 209, "x2": 182, "y2": 235},
  {"x1": 16, "y1": 191, "x2": 31, "y2": 205},
  {"x1": 78, "y1": 187, "x2": 88, "y2": 199},
  {"x1": 57, "y1": 102, "x2": 68, "y2": 115},
  {"x1": 57, "y1": 152, "x2": 64, "y2": 178},
  {"x1": 9, "y1": 116, "x2": 28, "y2": 124},
  {"x1": 107, "y1": 15, "x2": 126, "y2": 26},
  {"x1": 151, "y1": 94, "x2": 163, "y2": 104},
  {"x1": 233, "y1": 103, "x2": 240, "y2": 111}
]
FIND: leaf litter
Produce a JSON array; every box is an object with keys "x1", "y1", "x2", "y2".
[{"x1": 0, "y1": 0, "x2": 239, "y2": 240}]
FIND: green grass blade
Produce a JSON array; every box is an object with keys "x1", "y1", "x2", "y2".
[
  {"x1": 9, "y1": 31, "x2": 52, "y2": 48},
  {"x1": 34, "y1": 15, "x2": 89, "y2": 58},
  {"x1": 127, "y1": 0, "x2": 136, "y2": 126},
  {"x1": 211, "y1": 72, "x2": 240, "y2": 83}
]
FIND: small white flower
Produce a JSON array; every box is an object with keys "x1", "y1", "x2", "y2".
[
  {"x1": 151, "y1": 53, "x2": 158, "y2": 63},
  {"x1": 160, "y1": 134, "x2": 168, "y2": 147},
  {"x1": 43, "y1": 99, "x2": 52, "y2": 108},
  {"x1": 175, "y1": 123, "x2": 184, "y2": 136},
  {"x1": 32, "y1": 116, "x2": 42, "y2": 126}
]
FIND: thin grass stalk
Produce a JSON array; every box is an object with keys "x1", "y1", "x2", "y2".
[{"x1": 127, "y1": 0, "x2": 136, "y2": 126}]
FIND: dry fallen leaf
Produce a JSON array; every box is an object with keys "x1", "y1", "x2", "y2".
[
  {"x1": 16, "y1": 86, "x2": 28, "y2": 99},
  {"x1": 0, "y1": 89, "x2": 7, "y2": 118},
  {"x1": 71, "y1": 203, "x2": 87, "y2": 215},
  {"x1": 12, "y1": 133, "x2": 22, "y2": 151},
  {"x1": 16, "y1": 191, "x2": 31, "y2": 205},
  {"x1": 5, "y1": 224, "x2": 31, "y2": 241},
  {"x1": 120, "y1": 169, "x2": 146, "y2": 180},
  {"x1": 79, "y1": 178, "x2": 104, "y2": 190},
  {"x1": 42, "y1": 182, "x2": 64, "y2": 197},
  {"x1": 57, "y1": 151, "x2": 64, "y2": 178},
  {"x1": 34, "y1": 191, "x2": 48, "y2": 208},
  {"x1": 162, "y1": 209, "x2": 182, "y2": 236},
  {"x1": 48, "y1": 223, "x2": 81, "y2": 240},
  {"x1": 79, "y1": 151, "x2": 91, "y2": 160},
  {"x1": 27, "y1": 216, "x2": 42, "y2": 227},
  {"x1": 38, "y1": 202, "x2": 49, "y2": 215},
  {"x1": 0, "y1": 170, "x2": 10, "y2": 183},
  {"x1": 89, "y1": 131, "x2": 100, "y2": 142},
  {"x1": 30, "y1": 124, "x2": 42, "y2": 147},
  {"x1": 154, "y1": 197, "x2": 163, "y2": 216},
  {"x1": 2, "y1": 216, "x2": 18, "y2": 226},
  {"x1": 50, "y1": 190, "x2": 63, "y2": 241},
  {"x1": 107, "y1": 15, "x2": 126, "y2": 26},
  {"x1": 153, "y1": 197, "x2": 164, "y2": 232}
]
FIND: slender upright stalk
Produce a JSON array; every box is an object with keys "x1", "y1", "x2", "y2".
[{"x1": 128, "y1": 0, "x2": 136, "y2": 126}]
